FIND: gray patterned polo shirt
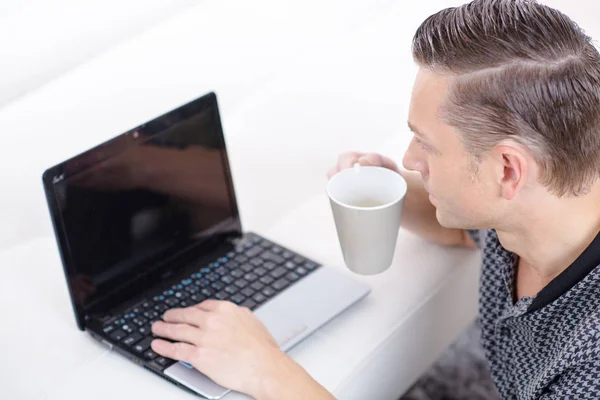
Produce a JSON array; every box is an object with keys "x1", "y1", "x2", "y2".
[{"x1": 468, "y1": 228, "x2": 600, "y2": 399}]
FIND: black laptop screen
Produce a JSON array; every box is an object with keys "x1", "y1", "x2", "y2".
[{"x1": 46, "y1": 94, "x2": 241, "y2": 323}]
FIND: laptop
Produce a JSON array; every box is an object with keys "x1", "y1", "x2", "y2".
[{"x1": 42, "y1": 92, "x2": 370, "y2": 399}]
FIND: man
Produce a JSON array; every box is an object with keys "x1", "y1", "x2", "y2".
[{"x1": 149, "y1": 0, "x2": 600, "y2": 398}]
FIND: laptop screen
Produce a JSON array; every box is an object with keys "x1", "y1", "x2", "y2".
[{"x1": 44, "y1": 93, "x2": 241, "y2": 326}]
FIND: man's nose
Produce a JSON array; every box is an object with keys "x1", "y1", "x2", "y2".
[{"x1": 402, "y1": 138, "x2": 428, "y2": 175}]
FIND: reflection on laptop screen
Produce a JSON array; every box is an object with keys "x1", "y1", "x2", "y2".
[{"x1": 51, "y1": 99, "x2": 239, "y2": 309}]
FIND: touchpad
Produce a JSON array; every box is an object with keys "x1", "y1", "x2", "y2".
[{"x1": 254, "y1": 304, "x2": 308, "y2": 349}]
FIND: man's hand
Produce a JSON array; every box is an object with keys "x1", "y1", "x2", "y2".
[
  {"x1": 327, "y1": 151, "x2": 400, "y2": 179},
  {"x1": 150, "y1": 300, "x2": 284, "y2": 397}
]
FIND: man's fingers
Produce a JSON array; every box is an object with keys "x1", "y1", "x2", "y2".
[
  {"x1": 195, "y1": 299, "x2": 230, "y2": 312},
  {"x1": 152, "y1": 321, "x2": 203, "y2": 346},
  {"x1": 338, "y1": 152, "x2": 364, "y2": 170},
  {"x1": 151, "y1": 339, "x2": 197, "y2": 362},
  {"x1": 359, "y1": 153, "x2": 399, "y2": 172},
  {"x1": 327, "y1": 165, "x2": 340, "y2": 179},
  {"x1": 162, "y1": 307, "x2": 206, "y2": 327}
]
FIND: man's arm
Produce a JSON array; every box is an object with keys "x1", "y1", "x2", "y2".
[
  {"x1": 537, "y1": 361, "x2": 600, "y2": 399},
  {"x1": 254, "y1": 351, "x2": 335, "y2": 400},
  {"x1": 328, "y1": 152, "x2": 477, "y2": 249},
  {"x1": 150, "y1": 301, "x2": 336, "y2": 399}
]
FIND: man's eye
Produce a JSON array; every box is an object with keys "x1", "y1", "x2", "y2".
[{"x1": 414, "y1": 137, "x2": 430, "y2": 151}]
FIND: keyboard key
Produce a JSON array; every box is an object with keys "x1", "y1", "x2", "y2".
[
  {"x1": 225, "y1": 285, "x2": 238, "y2": 295},
  {"x1": 282, "y1": 251, "x2": 294, "y2": 259},
  {"x1": 139, "y1": 325, "x2": 151, "y2": 336},
  {"x1": 132, "y1": 317, "x2": 148, "y2": 327},
  {"x1": 211, "y1": 282, "x2": 224, "y2": 291},
  {"x1": 225, "y1": 261, "x2": 239, "y2": 269},
  {"x1": 285, "y1": 272, "x2": 300, "y2": 282},
  {"x1": 179, "y1": 301, "x2": 189, "y2": 308},
  {"x1": 252, "y1": 293, "x2": 267, "y2": 304},
  {"x1": 185, "y1": 286, "x2": 198, "y2": 294},
  {"x1": 261, "y1": 252, "x2": 284, "y2": 264},
  {"x1": 234, "y1": 279, "x2": 249, "y2": 289},
  {"x1": 245, "y1": 246, "x2": 262, "y2": 258},
  {"x1": 295, "y1": 267, "x2": 308, "y2": 276},
  {"x1": 284, "y1": 261, "x2": 296, "y2": 270},
  {"x1": 155, "y1": 304, "x2": 168, "y2": 313},
  {"x1": 122, "y1": 332, "x2": 143, "y2": 347},
  {"x1": 216, "y1": 267, "x2": 228, "y2": 275},
  {"x1": 109, "y1": 329, "x2": 127, "y2": 341},
  {"x1": 241, "y1": 287, "x2": 255, "y2": 298},
  {"x1": 142, "y1": 300, "x2": 154, "y2": 309},
  {"x1": 206, "y1": 273, "x2": 219, "y2": 282},
  {"x1": 241, "y1": 299, "x2": 257, "y2": 309},
  {"x1": 201, "y1": 288, "x2": 214, "y2": 297},
  {"x1": 102, "y1": 324, "x2": 116, "y2": 335},
  {"x1": 262, "y1": 287, "x2": 276, "y2": 297},
  {"x1": 226, "y1": 251, "x2": 236, "y2": 258},
  {"x1": 190, "y1": 294, "x2": 206, "y2": 303},
  {"x1": 270, "y1": 267, "x2": 287, "y2": 279},
  {"x1": 215, "y1": 291, "x2": 229, "y2": 300},
  {"x1": 263, "y1": 261, "x2": 277, "y2": 271},
  {"x1": 249, "y1": 258, "x2": 264, "y2": 267},
  {"x1": 221, "y1": 275, "x2": 235, "y2": 285},
  {"x1": 230, "y1": 294, "x2": 246, "y2": 304},
  {"x1": 260, "y1": 240, "x2": 271, "y2": 248},
  {"x1": 260, "y1": 275, "x2": 274, "y2": 285},
  {"x1": 244, "y1": 273, "x2": 258, "y2": 282},
  {"x1": 241, "y1": 264, "x2": 254, "y2": 273},
  {"x1": 165, "y1": 297, "x2": 179, "y2": 307},
  {"x1": 133, "y1": 337, "x2": 154, "y2": 354},
  {"x1": 144, "y1": 350, "x2": 158, "y2": 360},
  {"x1": 250, "y1": 281, "x2": 265, "y2": 291},
  {"x1": 305, "y1": 262, "x2": 318, "y2": 271},
  {"x1": 155, "y1": 357, "x2": 174, "y2": 368},
  {"x1": 254, "y1": 267, "x2": 267, "y2": 276},
  {"x1": 234, "y1": 255, "x2": 249, "y2": 264},
  {"x1": 231, "y1": 269, "x2": 244, "y2": 278},
  {"x1": 272, "y1": 278, "x2": 290, "y2": 291},
  {"x1": 271, "y1": 246, "x2": 283, "y2": 254},
  {"x1": 174, "y1": 291, "x2": 188, "y2": 299},
  {"x1": 122, "y1": 324, "x2": 134, "y2": 334}
]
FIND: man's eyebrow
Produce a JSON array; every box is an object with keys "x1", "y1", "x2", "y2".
[{"x1": 407, "y1": 121, "x2": 428, "y2": 139}]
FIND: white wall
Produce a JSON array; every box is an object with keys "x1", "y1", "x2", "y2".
[
  {"x1": 0, "y1": 0, "x2": 598, "y2": 252},
  {"x1": 0, "y1": 0, "x2": 197, "y2": 109}
]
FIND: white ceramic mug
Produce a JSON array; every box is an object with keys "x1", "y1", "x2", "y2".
[{"x1": 327, "y1": 165, "x2": 407, "y2": 275}]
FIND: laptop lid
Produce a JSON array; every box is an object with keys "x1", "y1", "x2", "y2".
[{"x1": 42, "y1": 92, "x2": 242, "y2": 330}]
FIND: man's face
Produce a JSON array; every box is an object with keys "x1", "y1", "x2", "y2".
[{"x1": 403, "y1": 68, "x2": 498, "y2": 229}]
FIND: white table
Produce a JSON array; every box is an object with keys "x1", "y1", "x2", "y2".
[{"x1": 0, "y1": 193, "x2": 481, "y2": 400}]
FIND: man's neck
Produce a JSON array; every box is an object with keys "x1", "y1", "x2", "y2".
[{"x1": 495, "y1": 187, "x2": 600, "y2": 283}]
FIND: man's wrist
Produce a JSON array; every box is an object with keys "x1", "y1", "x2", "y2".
[
  {"x1": 251, "y1": 348, "x2": 334, "y2": 400},
  {"x1": 251, "y1": 348, "x2": 295, "y2": 400}
]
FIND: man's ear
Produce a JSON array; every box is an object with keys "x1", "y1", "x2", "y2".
[{"x1": 491, "y1": 144, "x2": 529, "y2": 200}]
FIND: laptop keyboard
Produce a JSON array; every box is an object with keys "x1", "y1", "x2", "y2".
[{"x1": 99, "y1": 235, "x2": 320, "y2": 369}]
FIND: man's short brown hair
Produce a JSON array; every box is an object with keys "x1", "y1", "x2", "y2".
[{"x1": 412, "y1": 0, "x2": 600, "y2": 196}]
